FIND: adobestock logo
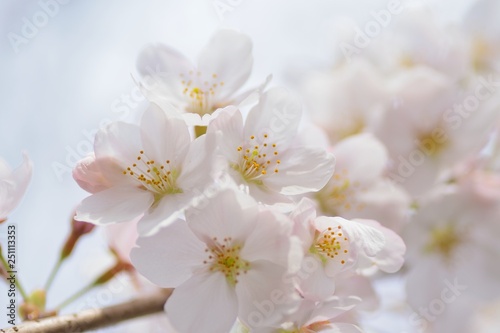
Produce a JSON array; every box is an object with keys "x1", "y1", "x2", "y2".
[
  {"x1": 212, "y1": 0, "x2": 245, "y2": 21},
  {"x1": 7, "y1": 0, "x2": 72, "y2": 54},
  {"x1": 407, "y1": 278, "x2": 467, "y2": 332},
  {"x1": 339, "y1": 0, "x2": 404, "y2": 62}
]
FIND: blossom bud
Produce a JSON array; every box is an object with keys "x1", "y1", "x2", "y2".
[{"x1": 61, "y1": 216, "x2": 95, "y2": 260}]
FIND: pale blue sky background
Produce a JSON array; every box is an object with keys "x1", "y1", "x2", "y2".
[{"x1": 0, "y1": 0, "x2": 477, "y2": 331}]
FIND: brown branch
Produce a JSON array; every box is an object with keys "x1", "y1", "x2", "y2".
[{"x1": 1, "y1": 289, "x2": 172, "y2": 333}]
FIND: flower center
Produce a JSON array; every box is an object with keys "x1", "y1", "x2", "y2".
[
  {"x1": 425, "y1": 224, "x2": 462, "y2": 260},
  {"x1": 317, "y1": 169, "x2": 364, "y2": 215},
  {"x1": 203, "y1": 237, "x2": 250, "y2": 286},
  {"x1": 180, "y1": 71, "x2": 225, "y2": 114},
  {"x1": 122, "y1": 150, "x2": 182, "y2": 195},
  {"x1": 233, "y1": 134, "x2": 281, "y2": 184},
  {"x1": 310, "y1": 226, "x2": 349, "y2": 266},
  {"x1": 416, "y1": 130, "x2": 447, "y2": 158}
]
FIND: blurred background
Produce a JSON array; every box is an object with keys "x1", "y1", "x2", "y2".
[{"x1": 0, "y1": 0, "x2": 485, "y2": 331}]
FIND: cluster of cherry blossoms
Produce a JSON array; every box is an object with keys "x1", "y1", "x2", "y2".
[
  {"x1": 301, "y1": 1, "x2": 500, "y2": 332},
  {"x1": 69, "y1": 29, "x2": 406, "y2": 333},
  {"x1": 2, "y1": 1, "x2": 500, "y2": 333}
]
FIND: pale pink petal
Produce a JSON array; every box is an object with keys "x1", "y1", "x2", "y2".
[
  {"x1": 137, "y1": 192, "x2": 191, "y2": 236},
  {"x1": 75, "y1": 186, "x2": 153, "y2": 225},
  {"x1": 265, "y1": 147, "x2": 335, "y2": 195},
  {"x1": 236, "y1": 260, "x2": 293, "y2": 330},
  {"x1": 334, "y1": 217, "x2": 385, "y2": 257},
  {"x1": 290, "y1": 198, "x2": 318, "y2": 251},
  {"x1": 323, "y1": 323, "x2": 363, "y2": 333},
  {"x1": 309, "y1": 296, "x2": 361, "y2": 323},
  {"x1": 140, "y1": 104, "x2": 191, "y2": 167},
  {"x1": 240, "y1": 210, "x2": 292, "y2": 266},
  {"x1": 185, "y1": 189, "x2": 258, "y2": 244},
  {"x1": 177, "y1": 132, "x2": 217, "y2": 190},
  {"x1": 166, "y1": 272, "x2": 238, "y2": 333},
  {"x1": 353, "y1": 219, "x2": 406, "y2": 273},
  {"x1": 246, "y1": 181, "x2": 293, "y2": 205},
  {"x1": 94, "y1": 122, "x2": 143, "y2": 171},
  {"x1": 136, "y1": 43, "x2": 195, "y2": 107},
  {"x1": 72, "y1": 155, "x2": 112, "y2": 193},
  {"x1": 298, "y1": 258, "x2": 337, "y2": 301},
  {"x1": 333, "y1": 133, "x2": 388, "y2": 184},
  {"x1": 207, "y1": 106, "x2": 244, "y2": 163},
  {"x1": 244, "y1": 88, "x2": 302, "y2": 149},
  {"x1": 131, "y1": 219, "x2": 206, "y2": 287},
  {"x1": 105, "y1": 218, "x2": 140, "y2": 262},
  {"x1": 197, "y1": 29, "x2": 253, "y2": 101},
  {"x1": 0, "y1": 153, "x2": 32, "y2": 220}
]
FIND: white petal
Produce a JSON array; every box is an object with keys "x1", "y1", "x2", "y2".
[
  {"x1": 131, "y1": 219, "x2": 205, "y2": 287},
  {"x1": 265, "y1": 147, "x2": 335, "y2": 195},
  {"x1": 75, "y1": 186, "x2": 153, "y2": 225},
  {"x1": 244, "y1": 88, "x2": 302, "y2": 149},
  {"x1": 185, "y1": 189, "x2": 258, "y2": 244},
  {"x1": 137, "y1": 193, "x2": 189, "y2": 236},
  {"x1": 290, "y1": 198, "x2": 318, "y2": 243},
  {"x1": 240, "y1": 209, "x2": 292, "y2": 266},
  {"x1": 323, "y1": 323, "x2": 363, "y2": 333},
  {"x1": 93, "y1": 122, "x2": 144, "y2": 182},
  {"x1": 140, "y1": 104, "x2": 190, "y2": 166},
  {"x1": 333, "y1": 133, "x2": 388, "y2": 184},
  {"x1": 353, "y1": 219, "x2": 406, "y2": 273},
  {"x1": 177, "y1": 132, "x2": 217, "y2": 190},
  {"x1": 136, "y1": 43, "x2": 195, "y2": 107},
  {"x1": 236, "y1": 260, "x2": 293, "y2": 330},
  {"x1": 207, "y1": 106, "x2": 244, "y2": 163},
  {"x1": 309, "y1": 296, "x2": 361, "y2": 322},
  {"x1": 166, "y1": 272, "x2": 238, "y2": 333},
  {"x1": 336, "y1": 217, "x2": 385, "y2": 257},
  {"x1": 298, "y1": 257, "x2": 337, "y2": 301},
  {"x1": 246, "y1": 181, "x2": 293, "y2": 205},
  {"x1": 197, "y1": 29, "x2": 253, "y2": 101}
]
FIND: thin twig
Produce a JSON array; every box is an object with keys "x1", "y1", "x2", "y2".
[{"x1": 1, "y1": 289, "x2": 172, "y2": 333}]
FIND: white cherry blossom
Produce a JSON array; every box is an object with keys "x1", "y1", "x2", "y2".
[
  {"x1": 208, "y1": 88, "x2": 335, "y2": 204},
  {"x1": 137, "y1": 29, "x2": 254, "y2": 116},
  {"x1": 74, "y1": 104, "x2": 215, "y2": 235},
  {"x1": 131, "y1": 189, "x2": 298, "y2": 333}
]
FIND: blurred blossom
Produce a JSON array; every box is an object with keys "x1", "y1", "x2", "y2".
[{"x1": 0, "y1": 153, "x2": 32, "y2": 222}]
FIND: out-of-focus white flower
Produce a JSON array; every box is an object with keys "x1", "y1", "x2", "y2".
[
  {"x1": 463, "y1": 0, "x2": 500, "y2": 74},
  {"x1": 131, "y1": 189, "x2": 298, "y2": 333},
  {"x1": 404, "y1": 182, "x2": 500, "y2": 329},
  {"x1": 0, "y1": 153, "x2": 32, "y2": 222},
  {"x1": 344, "y1": 4, "x2": 469, "y2": 79},
  {"x1": 315, "y1": 133, "x2": 410, "y2": 232},
  {"x1": 378, "y1": 67, "x2": 498, "y2": 196},
  {"x1": 208, "y1": 88, "x2": 335, "y2": 204},
  {"x1": 137, "y1": 29, "x2": 254, "y2": 116},
  {"x1": 301, "y1": 59, "x2": 387, "y2": 145},
  {"x1": 74, "y1": 104, "x2": 216, "y2": 235}
]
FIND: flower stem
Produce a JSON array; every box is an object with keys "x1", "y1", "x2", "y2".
[
  {"x1": 55, "y1": 282, "x2": 95, "y2": 310},
  {"x1": 44, "y1": 259, "x2": 63, "y2": 292}
]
